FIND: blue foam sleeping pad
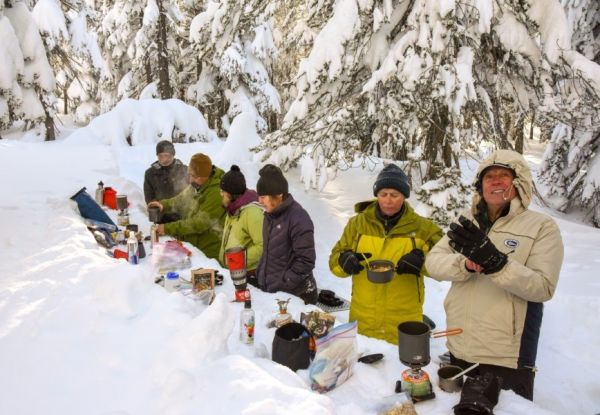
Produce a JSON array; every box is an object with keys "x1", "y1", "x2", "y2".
[{"x1": 70, "y1": 187, "x2": 117, "y2": 228}]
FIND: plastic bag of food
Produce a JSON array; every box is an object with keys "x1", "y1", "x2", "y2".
[
  {"x1": 377, "y1": 392, "x2": 418, "y2": 415},
  {"x1": 309, "y1": 321, "x2": 358, "y2": 393},
  {"x1": 151, "y1": 240, "x2": 192, "y2": 271}
]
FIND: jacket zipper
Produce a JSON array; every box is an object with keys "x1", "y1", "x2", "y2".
[{"x1": 409, "y1": 237, "x2": 421, "y2": 303}]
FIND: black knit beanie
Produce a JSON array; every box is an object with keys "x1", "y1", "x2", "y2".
[
  {"x1": 156, "y1": 140, "x2": 175, "y2": 155},
  {"x1": 256, "y1": 164, "x2": 288, "y2": 196},
  {"x1": 220, "y1": 165, "x2": 247, "y2": 196},
  {"x1": 373, "y1": 164, "x2": 410, "y2": 198}
]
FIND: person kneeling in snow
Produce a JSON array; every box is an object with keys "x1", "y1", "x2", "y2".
[
  {"x1": 254, "y1": 164, "x2": 318, "y2": 304},
  {"x1": 425, "y1": 149, "x2": 564, "y2": 401},
  {"x1": 148, "y1": 153, "x2": 225, "y2": 260},
  {"x1": 329, "y1": 164, "x2": 442, "y2": 345}
]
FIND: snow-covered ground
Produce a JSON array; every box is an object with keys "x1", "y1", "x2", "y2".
[{"x1": 0, "y1": 123, "x2": 599, "y2": 414}]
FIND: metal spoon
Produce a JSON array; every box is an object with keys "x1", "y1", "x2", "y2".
[{"x1": 449, "y1": 362, "x2": 480, "y2": 380}]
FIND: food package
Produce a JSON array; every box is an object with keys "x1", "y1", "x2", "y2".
[
  {"x1": 377, "y1": 392, "x2": 418, "y2": 415},
  {"x1": 309, "y1": 321, "x2": 358, "y2": 393},
  {"x1": 300, "y1": 311, "x2": 336, "y2": 338}
]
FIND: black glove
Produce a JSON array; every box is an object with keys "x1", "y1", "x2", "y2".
[
  {"x1": 338, "y1": 251, "x2": 372, "y2": 275},
  {"x1": 395, "y1": 249, "x2": 425, "y2": 275},
  {"x1": 447, "y1": 216, "x2": 508, "y2": 274},
  {"x1": 318, "y1": 289, "x2": 343, "y2": 307},
  {"x1": 454, "y1": 372, "x2": 502, "y2": 415}
]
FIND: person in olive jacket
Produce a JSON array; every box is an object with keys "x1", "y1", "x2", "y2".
[
  {"x1": 218, "y1": 165, "x2": 264, "y2": 274},
  {"x1": 148, "y1": 153, "x2": 225, "y2": 259},
  {"x1": 329, "y1": 164, "x2": 442, "y2": 344},
  {"x1": 143, "y1": 140, "x2": 188, "y2": 204},
  {"x1": 254, "y1": 164, "x2": 318, "y2": 304}
]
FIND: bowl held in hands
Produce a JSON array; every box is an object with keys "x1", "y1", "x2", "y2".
[{"x1": 367, "y1": 260, "x2": 394, "y2": 283}]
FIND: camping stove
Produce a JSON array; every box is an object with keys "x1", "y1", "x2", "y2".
[{"x1": 396, "y1": 365, "x2": 435, "y2": 402}]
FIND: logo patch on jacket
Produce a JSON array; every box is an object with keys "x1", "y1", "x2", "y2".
[{"x1": 504, "y1": 239, "x2": 519, "y2": 248}]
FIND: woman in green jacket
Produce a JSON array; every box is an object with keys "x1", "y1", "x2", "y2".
[
  {"x1": 218, "y1": 165, "x2": 264, "y2": 274},
  {"x1": 329, "y1": 164, "x2": 442, "y2": 344},
  {"x1": 149, "y1": 153, "x2": 225, "y2": 259}
]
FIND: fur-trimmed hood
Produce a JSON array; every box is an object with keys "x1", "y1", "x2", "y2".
[{"x1": 473, "y1": 149, "x2": 533, "y2": 209}]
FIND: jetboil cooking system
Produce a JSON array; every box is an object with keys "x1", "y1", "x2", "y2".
[
  {"x1": 148, "y1": 206, "x2": 161, "y2": 244},
  {"x1": 396, "y1": 321, "x2": 463, "y2": 402},
  {"x1": 224, "y1": 246, "x2": 249, "y2": 302},
  {"x1": 116, "y1": 194, "x2": 129, "y2": 226}
]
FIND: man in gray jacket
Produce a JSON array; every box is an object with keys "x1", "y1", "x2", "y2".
[
  {"x1": 425, "y1": 149, "x2": 563, "y2": 402},
  {"x1": 144, "y1": 140, "x2": 188, "y2": 222}
]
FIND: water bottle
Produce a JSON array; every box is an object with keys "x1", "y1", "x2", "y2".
[
  {"x1": 164, "y1": 271, "x2": 180, "y2": 292},
  {"x1": 95, "y1": 181, "x2": 104, "y2": 205},
  {"x1": 127, "y1": 231, "x2": 138, "y2": 264},
  {"x1": 240, "y1": 300, "x2": 255, "y2": 344}
]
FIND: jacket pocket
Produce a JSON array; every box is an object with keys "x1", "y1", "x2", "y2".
[{"x1": 511, "y1": 298, "x2": 516, "y2": 336}]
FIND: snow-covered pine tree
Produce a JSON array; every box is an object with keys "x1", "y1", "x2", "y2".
[
  {"x1": 0, "y1": 2, "x2": 25, "y2": 135},
  {"x1": 97, "y1": 0, "x2": 144, "y2": 110},
  {"x1": 127, "y1": 0, "x2": 182, "y2": 100},
  {"x1": 187, "y1": 0, "x2": 280, "y2": 136},
  {"x1": 259, "y1": 0, "x2": 600, "y2": 223},
  {"x1": 4, "y1": 0, "x2": 57, "y2": 140},
  {"x1": 31, "y1": 0, "x2": 105, "y2": 125},
  {"x1": 271, "y1": 0, "x2": 334, "y2": 120},
  {"x1": 414, "y1": 166, "x2": 471, "y2": 227},
  {"x1": 540, "y1": 0, "x2": 600, "y2": 227}
]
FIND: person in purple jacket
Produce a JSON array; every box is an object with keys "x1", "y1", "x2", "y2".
[{"x1": 254, "y1": 164, "x2": 318, "y2": 304}]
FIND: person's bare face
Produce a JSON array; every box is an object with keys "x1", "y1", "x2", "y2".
[
  {"x1": 189, "y1": 171, "x2": 209, "y2": 186},
  {"x1": 376, "y1": 188, "x2": 405, "y2": 216},
  {"x1": 157, "y1": 152, "x2": 174, "y2": 167},
  {"x1": 258, "y1": 194, "x2": 283, "y2": 213},
  {"x1": 481, "y1": 166, "x2": 516, "y2": 209},
  {"x1": 220, "y1": 190, "x2": 232, "y2": 207}
]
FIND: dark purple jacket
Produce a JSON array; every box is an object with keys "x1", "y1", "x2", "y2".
[{"x1": 256, "y1": 195, "x2": 317, "y2": 300}]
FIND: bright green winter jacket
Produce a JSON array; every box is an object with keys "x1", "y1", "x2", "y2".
[
  {"x1": 161, "y1": 167, "x2": 225, "y2": 259},
  {"x1": 329, "y1": 200, "x2": 442, "y2": 344},
  {"x1": 218, "y1": 202, "x2": 264, "y2": 271}
]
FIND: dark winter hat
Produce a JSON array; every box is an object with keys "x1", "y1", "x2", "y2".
[
  {"x1": 189, "y1": 153, "x2": 213, "y2": 177},
  {"x1": 373, "y1": 164, "x2": 410, "y2": 198},
  {"x1": 156, "y1": 140, "x2": 175, "y2": 155},
  {"x1": 256, "y1": 164, "x2": 288, "y2": 196},
  {"x1": 220, "y1": 165, "x2": 247, "y2": 195}
]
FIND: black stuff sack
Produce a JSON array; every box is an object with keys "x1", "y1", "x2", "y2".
[{"x1": 272, "y1": 322, "x2": 311, "y2": 372}]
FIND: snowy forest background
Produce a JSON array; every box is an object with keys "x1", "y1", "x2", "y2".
[{"x1": 1, "y1": 0, "x2": 600, "y2": 227}]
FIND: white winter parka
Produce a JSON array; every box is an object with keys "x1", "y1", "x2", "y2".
[{"x1": 425, "y1": 150, "x2": 564, "y2": 369}]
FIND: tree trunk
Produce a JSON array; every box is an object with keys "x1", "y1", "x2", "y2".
[
  {"x1": 514, "y1": 113, "x2": 525, "y2": 154},
  {"x1": 63, "y1": 85, "x2": 68, "y2": 114},
  {"x1": 156, "y1": 0, "x2": 172, "y2": 99},
  {"x1": 424, "y1": 105, "x2": 449, "y2": 180},
  {"x1": 44, "y1": 113, "x2": 55, "y2": 141},
  {"x1": 145, "y1": 56, "x2": 152, "y2": 86},
  {"x1": 529, "y1": 109, "x2": 536, "y2": 141}
]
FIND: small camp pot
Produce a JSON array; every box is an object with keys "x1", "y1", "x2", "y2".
[
  {"x1": 398, "y1": 321, "x2": 463, "y2": 367},
  {"x1": 116, "y1": 194, "x2": 128, "y2": 211},
  {"x1": 366, "y1": 260, "x2": 395, "y2": 283},
  {"x1": 148, "y1": 206, "x2": 161, "y2": 223},
  {"x1": 437, "y1": 365, "x2": 464, "y2": 392}
]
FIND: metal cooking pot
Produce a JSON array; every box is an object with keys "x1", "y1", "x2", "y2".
[
  {"x1": 397, "y1": 321, "x2": 463, "y2": 367},
  {"x1": 366, "y1": 260, "x2": 395, "y2": 283},
  {"x1": 437, "y1": 365, "x2": 464, "y2": 392},
  {"x1": 148, "y1": 206, "x2": 161, "y2": 223}
]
